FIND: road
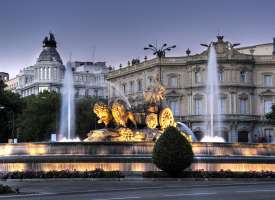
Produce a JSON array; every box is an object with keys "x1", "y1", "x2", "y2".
[{"x1": 1, "y1": 179, "x2": 275, "y2": 199}]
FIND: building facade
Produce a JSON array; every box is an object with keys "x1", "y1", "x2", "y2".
[
  {"x1": 108, "y1": 36, "x2": 275, "y2": 143},
  {"x1": 6, "y1": 33, "x2": 108, "y2": 98}
]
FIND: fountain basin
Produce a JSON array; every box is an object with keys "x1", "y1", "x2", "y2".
[{"x1": 0, "y1": 142, "x2": 275, "y2": 172}]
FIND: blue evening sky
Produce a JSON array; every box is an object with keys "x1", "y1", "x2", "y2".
[{"x1": 1, "y1": 0, "x2": 275, "y2": 77}]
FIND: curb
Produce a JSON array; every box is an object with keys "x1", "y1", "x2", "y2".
[{"x1": 2, "y1": 177, "x2": 275, "y2": 182}]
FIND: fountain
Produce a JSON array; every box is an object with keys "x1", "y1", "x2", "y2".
[
  {"x1": 1, "y1": 37, "x2": 275, "y2": 172},
  {"x1": 59, "y1": 62, "x2": 76, "y2": 141},
  {"x1": 108, "y1": 81, "x2": 131, "y2": 108},
  {"x1": 201, "y1": 45, "x2": 225, "y2": 143}
]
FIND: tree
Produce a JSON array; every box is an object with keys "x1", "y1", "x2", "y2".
[
  {"x1": 266, "y1": 105, "x2": 275, "y2": 125},
  {"x1": 17, "y1": 91, "x2": 60, "y2": 142},
  {"x1": 152, "y1": 126, "x2": 194, "y2": 175},
  {"x1": 0, "y1": 80, "x2": 23, "y2": 142},
  {"x1": 75, "y1": 97, "x2": 106, "y2": 139}
]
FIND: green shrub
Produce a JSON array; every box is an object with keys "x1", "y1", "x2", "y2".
[{"x1": 152, "y1": 126, "x2": 194, "y2": 175}]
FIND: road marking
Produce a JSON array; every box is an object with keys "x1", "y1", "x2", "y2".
[
  {"x1": 164, "y1": 192, "x2": 217, "y2": 197},
  {"x1": 237, "y1": 189, "x2": 275, "y2": 193},
  {"x1": 94, "y1": 197, "x2": 141, "y2": 200}
]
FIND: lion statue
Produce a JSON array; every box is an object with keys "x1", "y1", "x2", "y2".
[
  {"x1": 111, "y1": 101, "x2": 137, "y2": 127},
  {"x1": 93, "y1": 102, "x2": 113, "y2": 127}
]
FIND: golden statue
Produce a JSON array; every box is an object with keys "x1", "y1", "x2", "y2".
[
  {"x1": 87, "y1": 78, "x2": 194, "y2": 143},
  {"x1": 111, "y1": 101, "x2": 137, "y2": 127},
  {"x1": 146, "y1": 113, "x2": 158, "y2": 129},
  {"x1": 144, "y1": 82, "x2": 166, "y2": 104},
  {"x1": 93, "y1": 102, "x2": 113, "y2": 127},
  {"x1": 159, "y1": 107, "x2": 175, "y2": 130}
]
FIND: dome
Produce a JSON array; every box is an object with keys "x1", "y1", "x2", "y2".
[
  {"x1": 37, "y1": 32, "x2": 63, "y2": 64},
  {"x1": 37, "y1": 47, "x2": 63, "y2": 63}
]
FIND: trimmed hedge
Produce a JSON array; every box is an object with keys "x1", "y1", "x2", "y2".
[
  {"x1": 143, "y1": 170, "x2": 275, "y2": 178},
  {"x1": 0, "y1": 169, "x2": 124, "y2": 179},
  {"x1": 153, "y1": 126, "x2": 194, "y2": 175}
]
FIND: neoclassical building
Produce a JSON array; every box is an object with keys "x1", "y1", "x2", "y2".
[
  {"x1": 6, "y1": 33, "x2": 108, "y2": 98},
  {"x1": 108, "y1": 36, "x2": 275, "y2": 143}
]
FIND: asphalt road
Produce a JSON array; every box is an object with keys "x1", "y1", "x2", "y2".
[{"x1": 1, "y1": 180, "x2": 275, "y2": 200}]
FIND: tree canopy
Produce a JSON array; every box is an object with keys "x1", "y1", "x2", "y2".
[{"x1": 0, "y1": 80, "x2": 23, "y2": 142}]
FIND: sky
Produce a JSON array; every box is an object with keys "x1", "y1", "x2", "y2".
[{"x1": 1, "y1": 0, "x2": 275, "y2": 78}]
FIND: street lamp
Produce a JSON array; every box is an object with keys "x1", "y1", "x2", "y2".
[
  {"x1": 0, "y1": 106, "x2": 15, "y2": 143},
  {"x1": 144, "y1": 43, "x2": 176, "y2": 83},
  {"x1": 144, "y1": 43, "x2": 176, "y2": 58}
]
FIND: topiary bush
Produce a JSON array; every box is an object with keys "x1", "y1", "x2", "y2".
[{"x1": 153, "y1": 126, "x2": 194, "y2": 175}]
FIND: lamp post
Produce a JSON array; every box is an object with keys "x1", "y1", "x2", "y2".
[
  {"x1": 0, "y1": 106, "x2": 15, "y2": 143},
  {"x1": 144, "y1": 43, "x2": 176, "y2": 83}
]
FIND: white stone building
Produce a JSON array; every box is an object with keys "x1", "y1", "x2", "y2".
[
  {"x1": 108, "y1": 36, "x2": 275, "y2": 143},
  {"x1": 6, "y1": 33, "x2": 108, "y2": 99}
]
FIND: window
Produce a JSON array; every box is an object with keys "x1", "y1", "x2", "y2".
[
  {"x1": 240, "y1": 71, "x2": 247, "y2": 82},
  {"x1": 264, "y1": 100, "x2": 272, "y2": 114},
  {"x1": 218, "y1": 98, "x2": 226, "y2": 114},
  {"x1": 168, "y1": 76, "x2": 178, "y2": 87},
  {"x1": 137, "y1": 79, "x2": 143, "y2": 91},
  {"x1": 195, "y1": 71, "x2": 201, "y2": 83},
  {"x1": 112, "y1": 87, "x2": 116, "y2": 97},
  {"x1": 130, "y1": 81, "x2": 134, "y2": 93},
  {"x1": 194, "y1": 99, "x2": 203, "y2": 115},
  {"x1": 122, "y1": 84, "x2": 127, "y2": 94},
  {"x1": 169, "y1": 101, "x2": 179, "y2": 116},
  {"x1": 148, "y1": 76, "x2": 153, "y2": 84},
  {"x1": 238, "y1": 131, "x2": 249, "y2": 143},
  {"x1": 264, "y1": 128, "x2": 273, "y2": 143},
  {"x1": 240, "y1": 99, "x2": 248, "y2": 114},
  {"x1": 264, "y1": 75, "x2": 272, "y2": 87},
  {"x1": 218, "y1": 71, "x2": 224, "y2": 82}
]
